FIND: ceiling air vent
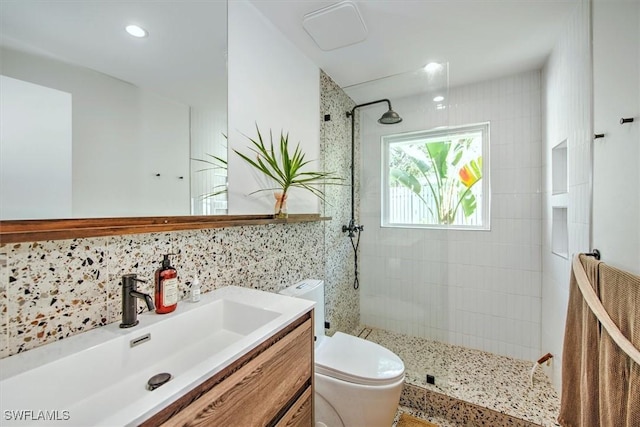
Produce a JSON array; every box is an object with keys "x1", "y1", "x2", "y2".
[{"x1": 302, "y1": 1, "x2": 368, "y2": 51}]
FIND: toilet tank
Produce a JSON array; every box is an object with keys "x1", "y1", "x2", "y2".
[{"x1": 279, "y1": 279, "x2": 325, "y2": 341}]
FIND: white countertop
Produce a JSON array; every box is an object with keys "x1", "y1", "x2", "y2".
[{"x1": 0, "y1": 286, "x2": 314, "y2": 426}]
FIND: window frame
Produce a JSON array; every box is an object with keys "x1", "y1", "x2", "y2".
[{"x1": 381, "y1": 122, "x2": 491, "y2": 231}]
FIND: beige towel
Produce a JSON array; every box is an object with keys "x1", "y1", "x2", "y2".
[
  {"x1": 558, "y1": 254, "x2": 601, "y2": 427},
  {"x1": 598, "y1": 264, "x2": 640, "y2": 427}
]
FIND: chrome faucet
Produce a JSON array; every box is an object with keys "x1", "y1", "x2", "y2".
[{"x1": 120, "y1": 274, "x2": 155, "y2": 328}]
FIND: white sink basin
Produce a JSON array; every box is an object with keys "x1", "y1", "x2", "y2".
[{"x1": 0, "y1": 286, "x2": 314, "y2": 426}]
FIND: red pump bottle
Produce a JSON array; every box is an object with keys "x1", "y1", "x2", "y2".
[{"x1": 155, "y1": 254, "x2": 178, "y2": 314}]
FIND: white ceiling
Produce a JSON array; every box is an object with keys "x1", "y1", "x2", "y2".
[
  {"x1": 0, "y1": 0, "x2": 227, "y2": 109},
  {"x1": 250, "y1": 0, "x2": 580, "y2": 103},
  {"x1": 1, "y1": 0, "x2": 580, "y2": 106}
]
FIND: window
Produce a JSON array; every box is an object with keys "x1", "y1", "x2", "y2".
[{"x1": 382, "y1": 123, "x2": 490, "y2": 230}]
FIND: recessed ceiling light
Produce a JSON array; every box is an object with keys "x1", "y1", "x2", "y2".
[
  {"x1": 125, "y1": 24, "x2": 148, "y2": 38},
  {"x1": 423, "y1": 62, "x2": 442, "y2": 73},
  {"x1": 433, "y1": 95, "x2": 445, "y2": 102}
]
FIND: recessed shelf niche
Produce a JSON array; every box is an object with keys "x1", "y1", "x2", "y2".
[
  {"x1": 552, "y1": 140, "x2": 568, "y2": 195},
  {"x1": 551, "y1": 139, "x2": 568, "y2": 259},
  {"x1": 552, "y1": 207, "x2": 568, "y2": 259}
]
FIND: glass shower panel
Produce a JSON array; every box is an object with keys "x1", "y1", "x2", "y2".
[
  {"x1": 319, "y1": 71, "x2": 362, "y2": 335},
  {"x1": 342, "y1": 63, "x2": 455, "y2": 410}
]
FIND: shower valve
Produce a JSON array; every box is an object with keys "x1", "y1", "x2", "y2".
[{"x1": 342, "y1": 222, "x2": 364, "y2": 237}]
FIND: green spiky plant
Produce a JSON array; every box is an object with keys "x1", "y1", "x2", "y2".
[
  {"x1": 234, "y1": 125, "x2": 342, "y2": 218},
  {"x1": 191, "y1": 153, "x2": 227, "y2": 199},
  {"x1": 191, "y1": 133, "x2": 228, "y2": 199}
]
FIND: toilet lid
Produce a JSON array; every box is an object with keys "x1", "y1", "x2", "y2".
[{"x1": 315, "y1": 332, "x2": 405, "y2": 386}]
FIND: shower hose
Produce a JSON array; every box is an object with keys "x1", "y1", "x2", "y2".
[{"x1": 349, "y1": 229, "x2": 362, "y2": 290}]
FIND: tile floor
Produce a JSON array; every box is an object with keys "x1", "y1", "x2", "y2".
[
  {"x1": 393, "y1": 406, "x2": 457, "y2": 427},
  {"x1": 355, "y1": 326, "x2": 560, "y2": 427}
]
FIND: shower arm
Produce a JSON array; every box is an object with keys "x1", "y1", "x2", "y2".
[{"x1": 344, "y1": 99, "x2": 392, "y2": 234}]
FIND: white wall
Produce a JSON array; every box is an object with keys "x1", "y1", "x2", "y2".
[
  {"x1": 541, "y1": 0, "x2": 592, "y2": 391},
  {"x1": 227, "y1": 0, "x2": 320, "y2": 215},
  {"x1": 592, "y1": 0, "x2": 640, "y2": 275},
  {"x1": 360, "y1": 70, "x2": 543, "y2": 361},
  {"x1": 0, "y1": 47, "x2": 190, "y2": 218},
  {"x1": 0, "y1": 76, "x2": 72, "y2": 219}
]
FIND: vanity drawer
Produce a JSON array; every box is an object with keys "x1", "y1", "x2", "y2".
[
  {"x1": 275, "y1": 387, "x2": 312, "y2": 427},
  {"x1": 159, "y1": 317, "x2": 312, "y2": 427}
]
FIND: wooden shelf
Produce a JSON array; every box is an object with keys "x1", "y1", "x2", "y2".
[{"x1": 0, "y1": 214, "x2": 330, "y2": 244}]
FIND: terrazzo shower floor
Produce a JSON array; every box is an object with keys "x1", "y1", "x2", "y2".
[{"x1": 355, "y1": 326, "x2": 560, "y2": 427}]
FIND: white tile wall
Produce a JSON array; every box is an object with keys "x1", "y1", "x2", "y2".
[
  {"x1": 360, "y1": 70, "x2": 543, "y2": 361},
  {"x1": 541, "y1": 0, "x2": 592, "y2": 392}
]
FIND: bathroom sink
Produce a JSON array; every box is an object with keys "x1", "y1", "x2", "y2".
[{"x1": 0, "y1": 286, "x2": 314, "y2": 426}]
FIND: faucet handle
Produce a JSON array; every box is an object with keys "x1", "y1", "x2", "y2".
[{"x1": 121, "y1": 273, "x2": 146, "y2": 283}]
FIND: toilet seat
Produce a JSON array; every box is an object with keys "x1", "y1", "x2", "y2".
[{"x1": 315, "y1": 332, "x2": 405, "y2": 386}]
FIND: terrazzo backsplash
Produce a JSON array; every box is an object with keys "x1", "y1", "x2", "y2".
[{"x1": 0, "y1": 222, "x2": 325, "y2": 358}]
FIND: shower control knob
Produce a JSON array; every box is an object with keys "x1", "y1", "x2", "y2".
[{"x1": 342, "y1": 222, "x2": 364, "y2": 235}]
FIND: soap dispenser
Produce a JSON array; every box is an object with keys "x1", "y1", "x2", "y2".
[
  {"x1": 155, "y1": 254, "x2": 178, "y2": 314},
  {"x1": 190, "y1": 275, "x2": 201, "y2": 303}
]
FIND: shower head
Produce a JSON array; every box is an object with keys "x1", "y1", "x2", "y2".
[
  {"x1": 345, "y1": 99, "x2": 403, "y2": 125},
  {"x1": 378, "y1": 108, "x2": 402, "y2": 125}
]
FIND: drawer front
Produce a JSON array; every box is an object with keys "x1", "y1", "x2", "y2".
[
  {"x1": 275, "y1": 387, "x2": 312, "y2": 427},
  {"x1": 162, "y1": 318, "x2": 312, "y2": 427}
]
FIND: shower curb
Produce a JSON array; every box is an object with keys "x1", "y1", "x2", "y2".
[{"x1": 401, "y1": 383, "x2": 543, "y2": 427}]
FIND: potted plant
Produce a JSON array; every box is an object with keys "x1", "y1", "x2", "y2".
[{"x1": 234, "y1": 125, "x2": 342, "y2": 218}]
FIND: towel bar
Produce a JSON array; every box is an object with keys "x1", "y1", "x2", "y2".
[{"x1": 584, "y1": 249, "x2": 601, "y2": 260}]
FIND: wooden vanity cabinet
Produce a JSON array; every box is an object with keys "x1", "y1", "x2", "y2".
[{"x1": 141, "y1": 311, "x2": 313, "y2": 427}]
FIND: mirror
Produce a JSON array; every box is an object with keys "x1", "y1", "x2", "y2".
[{"x1": 0, "y1": 0, "x2": 227, "y2": 220}]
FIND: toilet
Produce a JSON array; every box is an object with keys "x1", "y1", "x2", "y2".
[{"x1": 279, "y1": 279, "x2": 405, "y2": 427}]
